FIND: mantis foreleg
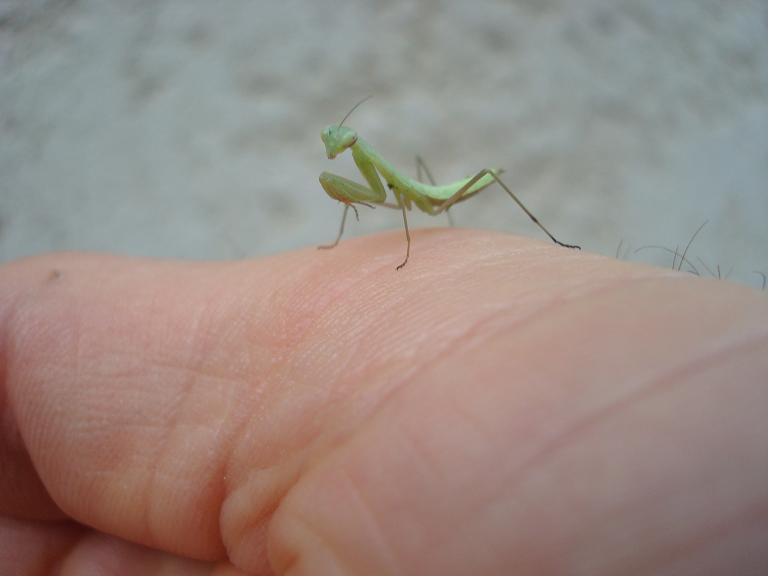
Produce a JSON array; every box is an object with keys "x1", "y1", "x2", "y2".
[
  {"x1": 317, "y1": 172, "x2": 381, "y2": 250},
  {"x1": 318, "y1": 204, "x2": 352, "y2": 250}
]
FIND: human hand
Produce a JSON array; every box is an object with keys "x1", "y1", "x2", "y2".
[{"x1": 2, "y1": 230, "x2": 766, "y2": 575}]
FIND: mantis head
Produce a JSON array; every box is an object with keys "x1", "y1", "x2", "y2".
[
  {"x1": 321, "y1": 96, "x2": 371, "y2": 159},
  {"x1": 321, "y1": 125, "x2": 357, "y2": 159}
]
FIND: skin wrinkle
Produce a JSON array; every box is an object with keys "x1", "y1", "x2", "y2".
[
  {"x1": 222, "y1": 398, "x2": 391, "y2": 568},
  {"x1": 218, "y1": 345, "x2": 319, "y2": 569},
  {"x1": 633, "y1": 502, "x2": 768, "y2": 576},
  {"x1": 219, "y1": 250, "x2": 467, "y2": 564},
  {"x1": 275, "y1": 512, "x2": 334, "y2": 576},
  {"x1": 13, "y1": 262, "x2": 170, "y2": 525},
  {"x1": 69, "y1": 294, "x2": 87, "y2": 523},
  {"x1": 217, "y1": 258, "x2": 387, "y2": 491},
  {"x1": 3, "y1": 258, "x2": 270, "y2": 538},
  {"x1": 205, "y1": 404, "x2": 246, "y2": 561},
  {"x1": 328, "y1": 271, "x2": 663, "y2": 449},
  {"x1": 248, "y1": 248, "x2": 395, "y2": 353},
  {"x1": 304, "y1": 249, "x2": 653, "y2": 433},
  {"x1": 622, "y1": 497, "x2": 768, "y2": 574},
  {"x1": 142, "y1": 358, "x2": 197, "y2": 554},
  {"x1": 237, "y1": 266, "x2": 524, "y2": 564},
  {"x1": 263, "y1": 273, "x2": 673, "y2": 572},
  {"x1": 510, "y1": 329, "x2": 768, "y2": 486},
  {"x1": 388, "y1": 234, "x2": 548, "y2": 280},
  {"x1": 282, "y1": 508, "x2": 346, "y2": 576},
  {"x1": 270, "y1": 241, "x2": 623, "y2": 421},
  {"x1": 268, "y1": 274, "x2": 766, "y2": 573},
  {"x1": 305, "y1": 236, "x2": 572, "y2": 358},
  {"x1": 223, "y1": 473, "x2": 286, "y2": 570},
  {"x1": 6, "y1": 293, "x2": 81, "y2": 521},
  {"x1": 220, "y1": 352, "x2": 299, "y2": 473},
  {"x1": 281, "y1": 553, "x2": 299, "y2": 576},
  {"x1": 441, "y1": 327, "x2": 768, "y2": 575},
  {"x1": 288, "y1": 254, "x2": 420, "y2": 349},
  {"x1": 170, "y1": 284, "x2": 213, "y2": 381},
  {"x1": 221, "y1": 418, "x2": 359, "y2": 570},
  {"x1": 465, "y1": 271, "x2": 750, "y2": 394},
  {"x1": 204, "y1": 402, "x2": 255, "y2": 561},
  {"x1": 307, "y1": 282, "x2": 417, "y2": 381},
  {"x1": 30, "y1": 328, "x2": 231, "y2": 542},
  {"x1": 219, "y1": 391, "x2": 273, "y2": 520},
  {"x1": 141, "y1": 361, "x2": 253, "y2": 557},
  {"x1": 0, "y1": 341, "x2": 43, "y2": 519},
  {"x1": 337, "y1": 464, "x2": 401, "y2": 574},
  {"x1": 131, "y1": 268, "x2": 292, "y2": 547},
  {"x1": 70, "y1": 263, "x2": 256, "y2": 556}
]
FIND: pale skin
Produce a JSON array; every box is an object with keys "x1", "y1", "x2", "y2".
[
  {"x1": 318, "y1": 104, "x2": 580, "y2": 269},
  {"x1": 2, "y1": 233, "x2": 767, "y2": 575}
]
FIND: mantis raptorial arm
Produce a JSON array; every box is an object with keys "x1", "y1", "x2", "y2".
[
  {"x1": 318, "y1": 171, "x2": 412, "y2": 268},
  {"x1": 317, "y1": 172, "x2": 380, "y2": 250}
]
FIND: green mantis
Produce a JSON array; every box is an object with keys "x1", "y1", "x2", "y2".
[{"x1": 318, "y1": 100, "x2": 580, "y2": 269}]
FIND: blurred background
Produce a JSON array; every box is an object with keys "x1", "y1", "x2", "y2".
[{"x1": 1, "y1": 0, "x2": 766, "y2": 286}]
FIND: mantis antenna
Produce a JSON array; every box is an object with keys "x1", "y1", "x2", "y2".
[{"x1": 338, "y1": 95, "x2": 373, "y2": 128}]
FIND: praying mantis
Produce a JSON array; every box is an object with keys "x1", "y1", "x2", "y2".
[{"x1": 318, "y1": 99, "x2": 580, "y2": 269}]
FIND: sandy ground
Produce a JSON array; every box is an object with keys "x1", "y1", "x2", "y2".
[{"x1": 1, "y1": 0, "x2": 767, "y2": 287}]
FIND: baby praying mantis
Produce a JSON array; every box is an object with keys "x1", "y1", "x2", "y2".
[{"x1": 318, "y1": 99, "x2": 580, "y2": 269}]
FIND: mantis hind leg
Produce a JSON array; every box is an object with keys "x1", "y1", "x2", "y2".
[
  {"x1": 416, "y1": 155, "x2": 455, "y2": 227},
  {"x1": 432, "y1": 169, "x2": 580, "y2": 250},
  {"x1": 415, "y1": 155, "x2": 437, "y2": 186}
]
